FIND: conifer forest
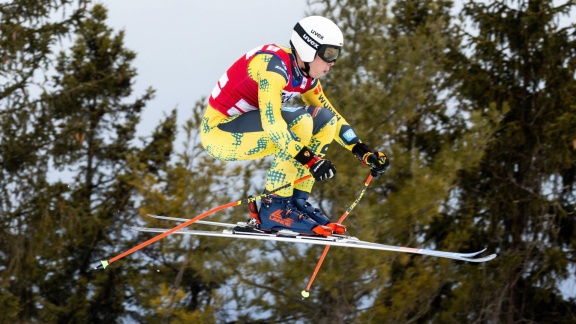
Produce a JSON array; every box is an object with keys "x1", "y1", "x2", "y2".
[{"x1": 1, "y1": 0, "x2": 575, "y2": 322}]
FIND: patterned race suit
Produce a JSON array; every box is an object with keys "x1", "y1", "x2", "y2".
[{"x1": 201, "y1": 44, "x2": 362, "y2": 196}]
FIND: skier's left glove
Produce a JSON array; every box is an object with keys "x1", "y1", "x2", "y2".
[
  {"x1": 352, "y1": 143, "x2": 389, "y2": 177},
  {"x1": 294, "y1": 146, "x2": 336, "y2": 181}
]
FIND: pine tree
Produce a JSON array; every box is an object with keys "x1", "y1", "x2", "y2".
[
  {"x1": 438, "y1": 0, "x2": 576, "y2": 322},
  {"x1": 2, "y1": 3, "x2": 178, "y2": 321},
  {"x1": 0, "y1": 1, "x2": 85, "y2": 321}
]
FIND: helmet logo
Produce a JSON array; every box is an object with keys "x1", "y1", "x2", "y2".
[
  {"x1": 302, "y1": 34, "x2": 320, "y2": 49},
  {"x1": 311, "y1": 29, "x2": 324, "y2": 40},
  {"x1": 295, "y1": 23, "x2": 321, "y2": 50}
]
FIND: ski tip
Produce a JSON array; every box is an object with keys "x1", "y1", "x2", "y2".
[
  {"x1": 463, "y1": 253, "x2": 497, "y2": 263},
  {"x1": 482, "y1": 254, "x2": 498, "y2": 262},
  {"x1": 301, "y1": 290, "x2": 310, "y2": 299},
  {"x1": 95, "y1": 260, "x2": 109, "y2": 270}
]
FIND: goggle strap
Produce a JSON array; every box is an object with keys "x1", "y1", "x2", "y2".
[{"x1": 294, "y1": 23, "x2": 320, "y2": 50}]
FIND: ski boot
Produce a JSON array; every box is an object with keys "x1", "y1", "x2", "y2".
[
  {"x1": 259, "y1": 195, "x2": 332, "y2": 236},
  {"x1": 291, "y1": 189, "x2": 346, "y2": 234},
  {"x1": 247, "y1": 196, "x2": 261, "y2": 227}
]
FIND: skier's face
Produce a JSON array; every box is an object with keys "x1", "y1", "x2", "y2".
[{"x1": 308, "y1": 54, "x2": 335, "y2": 79}]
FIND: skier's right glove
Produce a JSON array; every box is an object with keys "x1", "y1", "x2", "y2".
[
  {"x1": 352, "y1": 143, "x2": 389, "y2": 177},
  {"x1": 294, "y1": 147, "x2": 336, "y2": 181}
]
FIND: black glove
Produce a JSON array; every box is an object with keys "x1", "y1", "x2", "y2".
[
  {"x1": 294, "y1": 147, "x2": 337, "y2": 181},
  {"x1": 309, "y1": 158, "x2": 336, "y2": 181},
  {"x1": 352, "y1": 143, "x2": 389, "y2": 177},
  {"x1": 364, "y1": 151, "x2": 389, "y2": 177}
]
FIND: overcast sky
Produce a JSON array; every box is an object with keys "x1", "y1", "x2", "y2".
[{"x1": 100, "y1": 0, "x2": 313, "y2": 144}]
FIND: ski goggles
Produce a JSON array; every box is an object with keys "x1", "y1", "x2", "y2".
[{"x1": 317, "y1": 44, "x2": 341, "y2": 63}]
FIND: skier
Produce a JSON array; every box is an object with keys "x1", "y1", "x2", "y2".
[{"x1": 200, "y1": 16, "x2": 389, "y2": 236}]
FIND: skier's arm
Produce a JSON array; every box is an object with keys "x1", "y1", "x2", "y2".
[
  {"x1": 302, "y1": 81, "x2": 389, "y2": 177},
  {"x1": 302, "y1": 81, "x2": 361, "y2": 151}
]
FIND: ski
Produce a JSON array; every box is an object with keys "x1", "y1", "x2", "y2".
[
  {"x1": 131, "y1": 222, "x2": 497, "y2": 263},
  {"x1": 147, "y1": 214, "x2": 242, "y2": 228}
]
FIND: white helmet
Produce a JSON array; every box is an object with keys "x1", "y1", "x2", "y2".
[{"x1": 290, "y1": 16, "x2": 344, "y2": 63}]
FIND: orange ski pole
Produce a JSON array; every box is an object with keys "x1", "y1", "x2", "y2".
[
  {"x1": 301, "y1": 174, "x2": 373, "y2": 299},
  {"x1": 96, "y1": 175, "x2": 312, "y2": 269}
]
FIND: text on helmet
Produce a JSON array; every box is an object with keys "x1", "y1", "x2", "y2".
[
  {"x1": 302, "y1": 34, "x2": 320, "y2": 49},
  {"x1": 311, "y1": 29, "x2": 324, "y2": 40}
]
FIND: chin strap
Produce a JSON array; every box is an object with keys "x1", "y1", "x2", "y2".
[
  {"x1": 290, "y1": 41, "x2": 311, "y2": 77},
  {"x1": 301, "y1": 62, "x2": 311, "y2": 77}
]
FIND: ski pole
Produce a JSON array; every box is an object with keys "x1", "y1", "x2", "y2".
[
  {"x1": 96, "y1": 175, "x2": 313, "y2": 270},
  {"x1": 301, "y1": 174, "x2": 373, "y2": 299}
]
